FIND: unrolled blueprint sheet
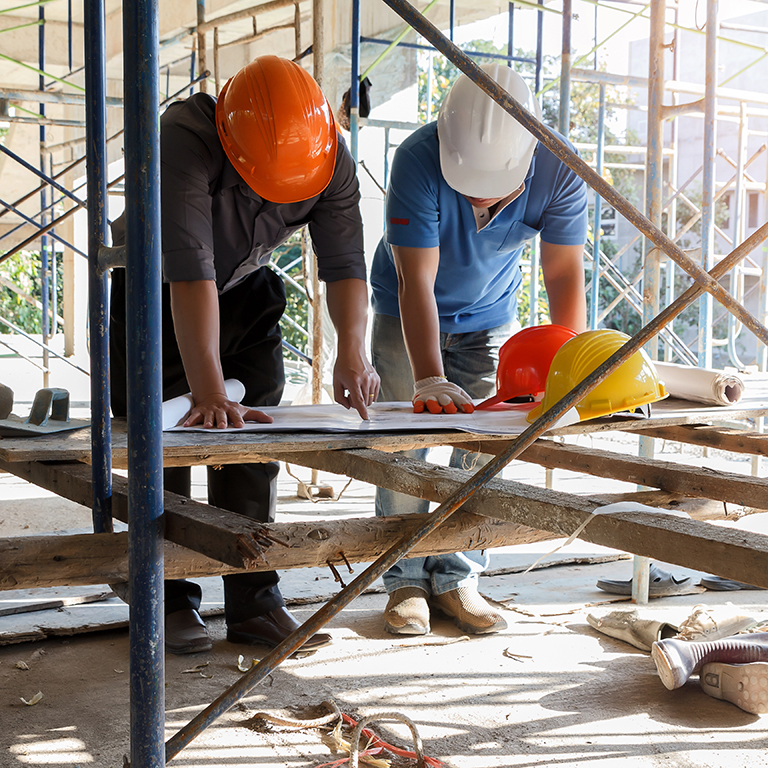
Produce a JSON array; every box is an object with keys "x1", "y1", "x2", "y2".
[{"x1": 166, "y1": 401, "x2": 545, "y2": 435}]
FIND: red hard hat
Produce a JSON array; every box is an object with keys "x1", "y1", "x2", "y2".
[{"x1": 476, "y1": 324, "x2": 578, "y2": 409}]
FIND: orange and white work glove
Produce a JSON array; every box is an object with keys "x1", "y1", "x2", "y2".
[{"x1": 412, "y1": 376, "x2": 476, "y2": 415}]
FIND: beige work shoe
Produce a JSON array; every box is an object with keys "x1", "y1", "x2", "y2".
[
  {"x1": 384, "y1": 587, "x2": 430, "y2": 636},
  {"x1": 431, "y1": 586, "x2": 507, "y2": 635},
  {"x1": 674, "y1": 604, "x2": 759, "y2": 642}
]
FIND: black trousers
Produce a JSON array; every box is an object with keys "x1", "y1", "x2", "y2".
[{"x1": 110, "y1": 267, "x2": 286, "y2": 623}]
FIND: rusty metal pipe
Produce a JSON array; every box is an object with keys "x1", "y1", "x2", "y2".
[{"x1": 379, "y1": 0, "x2": 768, "y2": 347}]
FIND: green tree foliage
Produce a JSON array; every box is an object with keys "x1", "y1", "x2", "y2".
[
  {"x1": 0, "y1": 250, "x2": 63, "y2": 334},
  {"x1": 270, "y1": 231, "x2": 310, "y2": 364}
]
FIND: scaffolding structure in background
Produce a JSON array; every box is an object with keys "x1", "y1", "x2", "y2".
[
  {"x1": 2, "y1": 0, "x2": 768, "y2": 765},
  {"x1": 2, "y1": 0, "x2": 768, "y2": 384}
]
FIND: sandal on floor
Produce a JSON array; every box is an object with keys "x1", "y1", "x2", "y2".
[
  {"x1": 596, "y1": 563, "x2": 693, "y2": 597},
  {"x1": 700, "y1": 575, "x2": 766, "y2": 591}
]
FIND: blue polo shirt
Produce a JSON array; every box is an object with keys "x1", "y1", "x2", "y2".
[{"x1": 370, "y1": 122, "x2": 587, "y2": 334}]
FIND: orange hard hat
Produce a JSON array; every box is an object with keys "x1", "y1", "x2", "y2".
[
  {"x1": 215, "y1": 55, "x2": 338, "y2": 204},
  {"x1": 476, "y1": 324, "x2": 578, "y2": 409}
]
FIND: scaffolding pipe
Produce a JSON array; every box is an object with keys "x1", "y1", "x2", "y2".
[
  {"x1": 728, "y1": 101, "x2": 748, "y2": 369},
  {"x1": 559, "y1": 0, "x2": 571, "y2": 136},
  {"x1": 644, "y1": 0, "x2": 665, "y2": 361},
  {"x1": 377, "y1": 0, "x2": 768, "y2": 348},
  {"x1": 123, "y1": 0, "x2": 165, "y2": 763},
  {"x1": 0, "y1": 197, "x2": 86, "y2": 258},
  {"x1": 83, "y1": 0, "x2": 113, "y2": 538},
  {"x1": 197, "y1": 0, "x2": 207, "y2": 93},
  {"x1": 39, "y1": 2, "x2": 49, "y2": 384},
  {"x1": 589, "y1": 84, "x2": 605, "y2": 330},
  {"x1": 350, "y1": 0, "x2": 360, "y2": 161},
  {"x1": 698, "y1": 0, "x2": 718, "y2": 367},
  {"x1": 0, "y1": 87, "x2": 123, "y2": 107}
]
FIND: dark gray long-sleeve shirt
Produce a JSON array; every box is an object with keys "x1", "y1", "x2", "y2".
[{"x1": 112, "y1": 92, "x2": 366, "y2": 294}]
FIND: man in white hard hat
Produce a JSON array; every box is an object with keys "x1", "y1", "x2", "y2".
[{"x1": 370, "y1": 63, "x2": 588, "y2": 636}]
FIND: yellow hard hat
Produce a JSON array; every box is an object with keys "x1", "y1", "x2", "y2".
[{"x1": 526, "y1": 329, "x2": 668, "y2": 423}]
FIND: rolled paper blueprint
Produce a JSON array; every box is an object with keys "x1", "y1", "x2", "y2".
[
  {"x1": 161, "y1": 379, "x2": 246, "y2": 430},
  {"x1": 654, "y1": 362, "x2": 744, "y2": 407}
]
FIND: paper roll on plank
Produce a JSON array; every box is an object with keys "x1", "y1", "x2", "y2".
[
  {"x1": 161, "y1": 379, "x2": 246, "y2": 430},
  {"x1": 654, "y1": 362, "x2": 744, "y2": 406}
]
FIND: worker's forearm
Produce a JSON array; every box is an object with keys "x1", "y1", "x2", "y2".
[
  {"x1": 325, "y1": 278, "x2": 369, "y2": 353},
  {"x1": 398, "y1": 282, "x2": 444, "y2": 382},
  {"x1": 547, "y1": 279, "x2": 587, "y2": 331},
  {"x1": 540, "y1": 243, "x2": 587, "y2": 332},
  {"x1": 169, "y1": 280, "x2": 226, "y2": 400}
]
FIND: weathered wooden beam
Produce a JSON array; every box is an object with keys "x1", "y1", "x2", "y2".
[
  {"x1": 634, "y1": 424, "x2": 768, "y2": 457},
  {"x1": 447, "y1": 438, "x2": 768, "y2": 509},
  {"x1": 0, "y1": 507, "x2": 555, "y2": 591},
  {"x1": 0, "y1": 459, "x2": 273, "y2": 569},
  {"x1": 276, "y1": 447, "x2": 768, "y2": 588},
  {"x1": 0, "y1": 532, "x2": 240, "y2": 591}
]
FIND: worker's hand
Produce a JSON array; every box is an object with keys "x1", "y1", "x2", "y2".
[
  {"x1": 332, "y1": 349, "x2": 381, "y2": 420},
  {"x1": 182, "y1": 393, "x2": 273, "y2": 429},
  {"x1": 412, "y1": 376, "x2": 475, "y2": 415}
]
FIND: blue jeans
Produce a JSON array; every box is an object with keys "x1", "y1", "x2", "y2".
[{"x1": 371, "y1": 313, "x2": 516, "y2": 596}]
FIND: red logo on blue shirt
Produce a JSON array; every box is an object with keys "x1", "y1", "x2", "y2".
[{"x1": 390, "y1": 217, "x2": 409, "y2": 225}]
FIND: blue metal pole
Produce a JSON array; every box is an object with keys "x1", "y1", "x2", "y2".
[
  {"x1": 123, "y1": 0, "x2": 165, "y2": 763},
  {"x1": 559, "y1": 0, "x2": 571, "y2": 136},
  {"x1": 590, "y1": 84, "x2": 606, "y2": 330},
  {"x1": 535, "y1": 0, "x2": 543, "y2": 95},
  {"x1": 529, "y1": 238, "x2": 540, "y2": 326},
  {"x1": 350, "y1": 0, "x2": 360, "y2": 162},
  {"x1": 67, "y1": 0, "x2": 72, "y2": 72},
  {"x1": 39, "y1": 3, "x2": 49, "y2": 377},
  {"x1": 84, "y1": 0, "x2": 113, "y2": 538},
  {"x1": 699, "y1": 0, "x2": 718, "y2": 368},
  {"x1": 449, "y1": 0, "x2": 455, "y2": 41},
  {"x1": 507, "y1": 2, "x2": 514, "y2": 68}
]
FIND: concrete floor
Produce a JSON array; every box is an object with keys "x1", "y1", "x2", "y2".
[{"x1": 3, "y1": 338, "x2": 768, "y2": 766}]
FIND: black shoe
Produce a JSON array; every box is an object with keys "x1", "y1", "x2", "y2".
[
  {"x1": 165, "y1": 609, "x2": 212, "y2": 655},
  {"x1": 227, "y1": 606, "x2": 332, "y2": 651}
]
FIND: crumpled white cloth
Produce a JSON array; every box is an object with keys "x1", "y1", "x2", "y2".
[
  {"x1": 161, "y1": 379, "x2": 246, "y2": 430},
  {"x1": 654, "y1": 361, "x2": 745, "y2": 406}
]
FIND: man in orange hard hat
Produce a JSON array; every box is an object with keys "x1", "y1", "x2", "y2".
[{"x1": 110, "y1": 56, "x2": 379, "y2": 654}]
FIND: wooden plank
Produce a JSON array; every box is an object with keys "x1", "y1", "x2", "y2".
[
  {"x1": 0, "y1": 532, "x2": 242, "y2": 591},
  {"x1": 1, "y1": 390, "x2": 767, "y2": 466},
  {"x1": 447, "y1": 438, "x2": 768, "y2": 509},
  {"x1": 0, "y1": 509, "x2": 556, "y2": 591},
  {"x1": 276, "y1": 447, "x2": 768, "y2": 588},
  {"x1": 0, "y1": 488, "x2": 729, "y2": 592},
  {"x1": 634, "y1": 424, "x2": 768, "y2": 457},
  {"x1": 0, "y1": 459, "x2": 273, "y2": 569}
]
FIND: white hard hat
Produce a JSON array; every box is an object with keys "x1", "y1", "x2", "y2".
[{"x1": 437, "y1": 63, "x2": 542, "y2": 198}]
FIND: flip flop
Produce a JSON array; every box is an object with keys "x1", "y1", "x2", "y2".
[
  {"x1": 700, "y1": 575, "x2": 766, "y2": 591},
  {"x1": 596, "y1": 563, "x2": 692, "y2": 597}
]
